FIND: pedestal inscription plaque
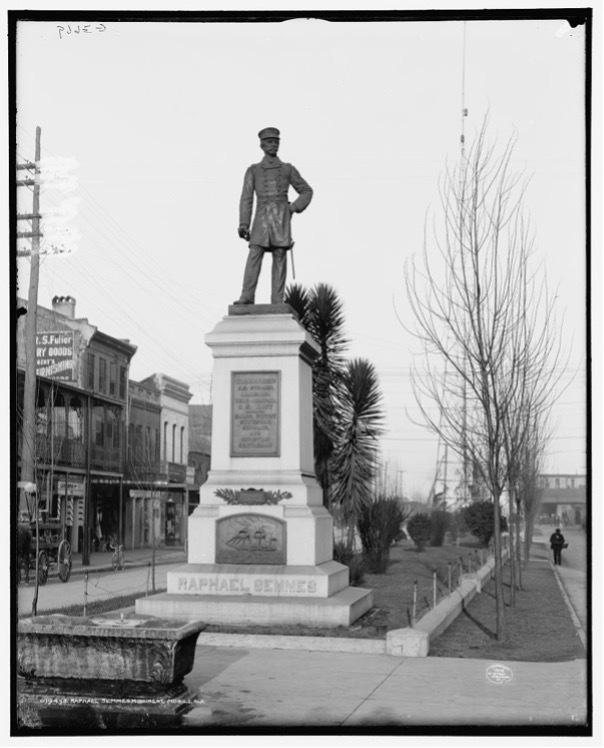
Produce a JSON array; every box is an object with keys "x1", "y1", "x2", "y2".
[
  {"x1": 231, "y1": 371, "x2": 280, "y2": 457},
  {"x1": 216, "y1": 514, "x2": 286, "y2": 565}
]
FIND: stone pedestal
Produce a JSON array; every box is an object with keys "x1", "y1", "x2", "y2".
[{"x1": 137, "y1": 306, "x2": 372, "y2": 627}]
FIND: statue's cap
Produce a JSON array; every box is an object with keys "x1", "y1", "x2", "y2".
[{"x1": 258, "y1": 127, "x2": 280, "y2": 140}]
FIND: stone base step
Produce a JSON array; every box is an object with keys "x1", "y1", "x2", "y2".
[
  {"x1": 167, "y1": 560, "x2": 349, "y2": 598},
  {"x1": 136, "y1": 586, "x2": 374, "y2": 628}
]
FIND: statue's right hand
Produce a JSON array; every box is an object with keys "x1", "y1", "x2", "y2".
[{"x1": 238, "y1": 226, "x2": 250, "y2": 241}]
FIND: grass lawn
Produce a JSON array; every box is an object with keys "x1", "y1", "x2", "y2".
[{"x1": 429, "y1": 541, "x2": 586, "y2": 662}]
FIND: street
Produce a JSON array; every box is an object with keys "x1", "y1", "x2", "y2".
[{"x1": 17, "y1": 563, "x2": 176, "y2": 618}]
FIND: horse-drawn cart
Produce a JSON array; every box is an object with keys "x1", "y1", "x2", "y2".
[
  {"x1": 17, "y1": 483, "x2": 72, "y2": 585},
  {"x1": 28, "y1": 520, "x2": 72, "y2": 584}
]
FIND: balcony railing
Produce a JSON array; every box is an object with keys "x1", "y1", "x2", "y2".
[
  {"x1": 35, "y1": 435, "x2": 86, "y2": 468},
  {"x1": 90, "y1": 444, "x2": 123, "y2": 472}
]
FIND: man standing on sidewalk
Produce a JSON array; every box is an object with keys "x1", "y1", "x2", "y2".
[
  {"x1": 234, "y1": 127, "x2": 313, "y2": 305},
  {"x1": 549, "y1": 527, "x2": 567, "y2": 566}
]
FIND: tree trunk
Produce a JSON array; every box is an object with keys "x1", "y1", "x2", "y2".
[
  {"x1": 515, "y1": 500, "x2": 523, "y2": 589},
  {"x1": 492, "y1": 490, "x2": 507, "y2": 641},
  {"x1": 508, "y1": 492, "x2": 516, "y2": 606},
  {"x1": 524, "y1": 513, "x2": 535, "y2": 569}
]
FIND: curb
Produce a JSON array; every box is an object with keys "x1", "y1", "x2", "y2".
[
  {"x1": 549, "y1": 560, "x2": 587, "y2": 650},
  {"x1": 385, "y1": 549, "x2": 507, "y2": 657},
  {"x1": 69, "y1": 556, "x2": 187, "y2": 577},
  {"x1": 196, "y1": 631, "x2": 386, "y2": 654}
]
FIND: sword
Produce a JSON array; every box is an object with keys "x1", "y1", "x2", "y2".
[{"x1": 290, "y1": 241, "x2": 296, "y2": 280}]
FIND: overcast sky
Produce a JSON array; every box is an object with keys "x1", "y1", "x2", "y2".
[{"x1": 14, "y1": 9, "x2": 589, "y2": 496}]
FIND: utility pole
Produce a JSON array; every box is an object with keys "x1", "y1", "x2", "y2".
[
  {"x1": 18, "y1": 126, "x2": 42, "y2": 513},
  {"x1": 17, "y1": 126, "x2": 42, "y2": 615},
  {"x1": 459, "y1": 22, "x2": 470, "y2": 507}
]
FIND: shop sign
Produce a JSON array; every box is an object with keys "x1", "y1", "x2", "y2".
[
  {"x1": 57, "y1": 479, "x2": 84, "y2": 497},
  {"x1": 36, "y1": 330, "x2": 75, "y2": 381}
]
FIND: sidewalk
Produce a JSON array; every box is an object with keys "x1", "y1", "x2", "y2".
[
  {"x1": 180, "y1": 646, "x2": 588, "y2": 727},
  {"x1": 68, "y1": 546, "x2": 187, "y2": 576}
]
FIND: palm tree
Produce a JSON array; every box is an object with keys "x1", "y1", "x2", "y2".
[
  {"x1": 285, "y1": 282, "x2": 348, "y2": 508},
  {"x1": 285, "y1": 284, "x2": 384, "y2": 548},
  {"x1": 330, "y1": 359, "x2": 385, "y2": 549}
]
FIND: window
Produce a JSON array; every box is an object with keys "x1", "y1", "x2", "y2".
[
  {"x1": 68, "y1": 397, "x2": 83, "y2": 440},
  {"x1": 134, "y1": 424, "x2": 143, "y2": 462},
  {"x1": 172, "y1": 424, "x2": 176, "y2": 462},
  {"x1": 99, "y1": 358, "x2": 107, "y2": 394},
  {"x1": 555, "y1": 478, "x2": 560, "y2": 488},
  {"x1": 119, "y1": 366, "x2": 126, "y2": 400},
  {"x1": 52, "y1": 405, "x2": 66, "y2": 439},
  {"x1": 87, "y1": 353, "x2": 95, "y2": 390},
  {"x1": 106, "y1": 412, "x2": 113, "y2": 445},
  {"x1": 180, "y1": 426, "x2": 185, "y2": 463},
  {"x1": 571, "y1": 478, "x2": 575, "y2": 488},
  {"x1": 94, "y1": 408, "x2": 104, "y2": 446},
  {"x1": 163, "y1": 422, "x2": 168, "y2": 461},
  {"x1": 51, "y1": 391, "x2": 66, "y2": 439},
  {"x1": 113, "y1": 411, "x2": 121, "y2": 448},
  {"x1": 109, "y1": 362, "x2": 117, "y2": 396}
]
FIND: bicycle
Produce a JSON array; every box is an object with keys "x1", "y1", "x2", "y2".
[{"x1": 110, "y1": 541, "x2": 125, "y2": 571}]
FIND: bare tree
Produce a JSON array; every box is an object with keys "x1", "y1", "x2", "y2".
[
  {"x1": 405, "y1": 118, "x2": 564, "y2": 640},
  {"x1": 517, "y1": 415, "x2": 549, "y2": 571},
  {"x1": 495, "y1": 223, "x2": 567, "y2": 601},
  {"x1": 127, "y1": 426, "x2": 161, "y2": 592}
]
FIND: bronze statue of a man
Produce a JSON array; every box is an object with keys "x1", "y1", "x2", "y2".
[{"x1": 234, "y1": 127, "x2": 313, "y2": 305}]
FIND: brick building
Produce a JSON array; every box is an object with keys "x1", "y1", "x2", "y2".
[{"x1": 16, "y1": 296, "x2": 137, "y2": 557}]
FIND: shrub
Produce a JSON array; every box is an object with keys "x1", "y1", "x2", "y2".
[
  {"x1": 462, "y1": 500, "x2": 508, "y2": 547},
  {"x1": 407, "y1": 513, "x2": 432, "y2": 551},
  {"x1": 430, "y1": 509, "x2": 449, "y2": 547},
  {"x1": 333, "y1": 540, "x2": 365, "y2": 586},
  {"x1": 356, "y1": 496, "x2": 407, "y2": 573}
]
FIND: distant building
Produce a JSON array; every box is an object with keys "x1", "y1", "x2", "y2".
[
  {"x1": 188, "y1": 404, "x2": 212, "y2": 481},
  {"x1": 124, "y1": 378, "x2": 161, "y2": 549},
  {"x1": 16, "y1": 295, "x2": 137, "y2": 555},
  {"x1": 538, "y1": 473, "x2": 587, "y2": 526},
  {"x1": 124, "y1": 374, "x2": 194, "y2": 548}
]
